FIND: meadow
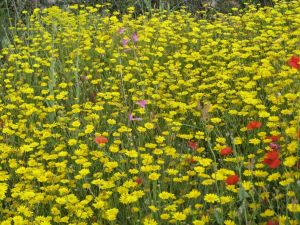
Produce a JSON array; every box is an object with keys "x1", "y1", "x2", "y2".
[{"x1": 0, "y1": 0, "x2": 299, "y2": 224}]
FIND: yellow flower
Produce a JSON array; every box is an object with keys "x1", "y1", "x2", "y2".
[
  {"x1": 159, "y1": 191, "x2": 176, "y2": 200},
  {"x1": 105, "y1": 208, "x2": 119, "y2": 221},
  {"x1": 71, "y1": 120, "x2": 81, "y2": 127},
  {"x1": 160, "y1": 214, "x2": 170, "y2": 220},
  {"x1": 185, "y1": 189, "x2": 201, "y2": 199},
  {"x1": 248, "y1": 138, "x2": 261, "y2": 145},
  {"x1": 220, "y1": 196, "x2": 234, "y2": 204},
  {"x1": 287, "y1": 204, "x2": 300, "y2": 213},
  {"x1": 143, "y1": 218, "x2": 158, "y2": 225},
  {"x1": 224, "y1": 220, "x2": 236, "y2": 225},
  {"x1": 283, "y1": 156, "x2": 298, "y2": 167},
  {"x1": 260, "y1": 209, "x2": 274, "y2": 217},
  {"x1": 172, "y1": 212, "x2": 186, "y2": 221},
  {"x1": 145, "y1": 122, "x2": 155, "y2": 129},
  {"x1": 210, "y1": 117, "x2": 222, "y2": 124},
  {"x1": 148, "y1": 172, "x2": 161, "y2": 181},
  {"x1": 107, "y1": 119, "x2": 116, "y2": 125},
  {"x1": 148, "y1": 205, "x2": 159, "y2": 212},
  {"x1": 68, "y1": 139, "x2": 77, "y2": 146},
  {"x1": 0, "y1": 183, "x2": 8, "y2": 200},
  {"x1": 204, "y1": 193, "x2": 219, "y2": 203}
]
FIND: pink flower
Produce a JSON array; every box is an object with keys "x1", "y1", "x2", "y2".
[
  {"x1": 129, "y1": 113, "x2": 142, "y2": 121},
  {"x1": 136, "y1": 100, "x2": 147, "y2": 108},
  {"x1": 118, "y1": 27, "x2": 125, "y2": 34},
  {"x1": 132, "y1": 32, "x2": 138, "y2": 42},
  {"x1": 121, "y1": 39, "x2": 129, "y2": 47}
]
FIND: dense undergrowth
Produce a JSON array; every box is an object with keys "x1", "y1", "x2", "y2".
[{"x1": 0, "y1": 0, "x2": 300, "y2": 224}]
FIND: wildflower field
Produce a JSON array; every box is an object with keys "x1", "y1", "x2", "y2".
[{"x1": 0, "y1": 0, "x2": 300, "y2": 224}]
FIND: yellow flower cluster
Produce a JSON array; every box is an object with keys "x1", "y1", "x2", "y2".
[{"x1": 0, "y1": 1, "x2": 299, "y2": 224}]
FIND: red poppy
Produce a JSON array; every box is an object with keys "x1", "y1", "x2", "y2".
[
  {"x1": 298, "y1": 129, "x2": 300, "y2": 139},
  {"x1": 220, "y1": 147, "x2": 233, "y2": 156},
  {"x1": 266, "y1": 219, "x2": 279, "y2": 225},
  {"x1": 265, "y1": 135, "x2": 281, "y2": 142},
  {"x1": 226, "y1": 174, "x2": 239, "y2": 185},
  {"x1": 94, "y1": 135, "x2": 108, "y2": 144},
  {"x1": 263, "y1": 150, "x2": 281, "y2": 169},
  {"x1": 247, "y1": 121, "x2": 262, "y2": 130},
  {"x1": 135, "y1": 177, "x2": 142, "y2": 185},
  {"x1": 288, "y1": 55, "x2": 300, "y2": 70},
  {"x1": 188, "y1": 141, "x2": 198, "y2": 150}
]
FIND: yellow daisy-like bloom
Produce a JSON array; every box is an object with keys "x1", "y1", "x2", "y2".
[
  {"x1": 159, "y1": 191, "x2": 176, "y2": 200},
  {"x1": 204, "y1": 193, "x2": 219, "y2": 203},
  {"x1": 160, "y1": 213, "x2": 170, "y2": 220},
  {"x1": 143, "y1": 218, "x2": 158, "y2": 225},
  {"x1": 148, "y1": 172, "x2": 161, "y2": 181},
  {"x1": 283, "y1": 156, "x2": 298, "y2": 167},
  {"x1": 0, "y1": 183, "x2": 8, "y2": 200},
  {"x1": 185, "y1": 189, "x2": 201, "y2": 199},
  {"x1": 105, "y1": 208, "x2": 119, "y2": 221},
  {"x1": 260, "y1": 209, "x2": 275, "y2": 217},
  {"x1": 224, "y1": 220, "x2": 236, "y2": 225},
  {"x1": 172, "y1": 212, "x2": 186, "y2": 221},
  {"x1": 287, "y1": 204, "x2": 300, "y2": 213}
]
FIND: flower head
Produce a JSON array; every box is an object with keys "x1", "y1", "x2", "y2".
[
  {"x1": 265, "y1": 135, "x2": 281, "y2": 142},
  {"x1": 95, "y1": 135, "x2": 108, "y2": 144},
  {"x1": 267, "y1": 219, "x2": 279, "y2": 225},
  {"x1": 132, "y1": 32, "x2": 138, "y2": 42},
  {"x1": 135, "y1": 177, "x2": 143, "y2": 185},
  {"x1": 220, "y1": 147, "x2": 233, "y2": 156},
  {"x1": 188, "y1": 140, "x2": 198, "y2": 150},
  {"x1": 263, "y1": 150, "x2": 281, "y2": 169},
  {"x1": 121, "y1": 39, "x2": 129, "y2": 47},
  {"x1": 269, "y1": 142, "x2": 280, "y2": 150},
  {"x1": 288, "y1": 55, "x2": 300, "y2": 69},
  {"x1": 118, "y1": 27, "x2": 125, "y2": 34},
  {"x1": 247, "y1": 121, "x2": 262, "y2": 130},
  {"x1": 136, "y1": 100, "x2": 147, "y2": 108},
  {"x1": 129, "y1": 113, "x2": 142, "y2": 121},
  {"x1": 226, "y1": 174, "x2": 239, "y2": 185}
]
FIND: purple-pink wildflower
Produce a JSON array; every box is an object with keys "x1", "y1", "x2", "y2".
[
  {"x1": 118, "y1": 27, "x2": 125, "y2": 34},
  {"x1": 129, "y1": 113, "x2": 142, "y2": 121},
  {"x1": 136, "y1": 100, "x2": 147, "y2": 108},
  {"x1": 121, "y1": 39, "x2": 129, "y2": 47},
  {"x1": 132, "y1": 32, "x2": 138, "y2": 42}
]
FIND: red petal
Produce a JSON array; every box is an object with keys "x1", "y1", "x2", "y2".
[
  {"x1": 95, "y1": 136, "x2": 108, "y2": 144},
  {"x1": 268, "y1": 158, "x2": 281, "y2": 169},
  {"x1": 288, "y1": 56, "x2": 300, "y2": 69},
  {"x1": 267, "y1": 220, "x2": 279, "y2": 225},
  {"x1": 220, "y1": 147, "x2": 233, "y2": 156},
  {"x1": 266, "y1": 150, "x2": 279, "y2": 160},
  {"x1": 247, "y1": 121, "x2": 262, "y2": 130},
  {"x1": 226, "y1": 174, "x2": 239, "y2": 185},
  {"x1": 265, "y1": 135, "x2": 281, "y2": 142}
]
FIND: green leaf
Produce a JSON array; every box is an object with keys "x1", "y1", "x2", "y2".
[{"x1": 238, "y1": 186, "x2": 250, "y2": 201}]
